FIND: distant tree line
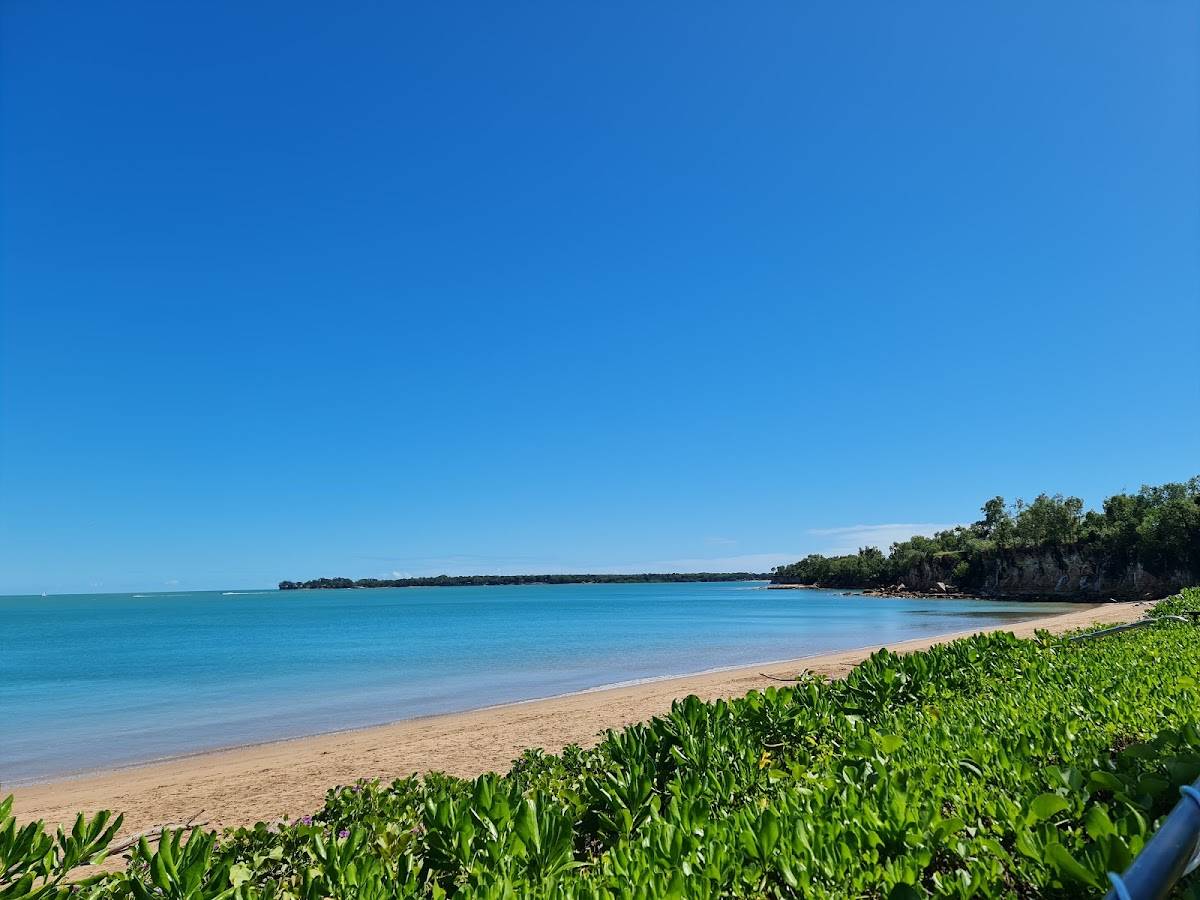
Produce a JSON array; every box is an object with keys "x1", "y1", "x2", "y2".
[
  {"x1": 771, "y1": 477, "x2": 1200, "y2": 590},
  {"x1": 278, "y1": 572, "x2": 771, "y2": 590}
]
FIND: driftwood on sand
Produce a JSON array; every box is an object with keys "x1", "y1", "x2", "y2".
[{"x1": 108, "y1": 810, "x2": 208, "y2": 855}]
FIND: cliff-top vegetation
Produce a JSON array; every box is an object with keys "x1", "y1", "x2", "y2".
[{"x1": 771, "y1": 477, "x2": 1200, "y2": 596}]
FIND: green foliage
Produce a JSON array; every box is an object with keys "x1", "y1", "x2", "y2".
[
  {"x1": 769, "y1": 547, "x2": 890, "y2": 588},
  {"x1": 0, "y1": 798, "x2": 122, "y2": 900},
  {"x1": 6, "y1": 589, "x2": 1200, "y2": 897},
  {"x1": 279, "y1": 573, "x2": 770, "y2": 590},
  {"x1": 771, "y1": 477, "x2": 1200, "y2": 591}
]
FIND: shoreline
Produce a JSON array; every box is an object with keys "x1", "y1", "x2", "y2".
[
  {"x1": 5, "y1": 597, "x2": 1073, "y2": 790},
  {"x1": 3, "y1": 649, "x2": 875, "y2": 791},
  {"x1": 9, "y1": 601, "x2": 1146, "y2": 845},
  {"x1": 766, "y1": 583, "x2": 1151, "y2": 602}
]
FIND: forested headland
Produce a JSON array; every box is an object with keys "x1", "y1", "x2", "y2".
[
  {"x1": 771, "y1": 477, "x2": 1200, "y2": 599},
  {"x1": 279, "y1": 572, "x2": 769, "y2": 590},
  {"x1": 280, "y1": 478, "x2": 1199, "y2": 600}
]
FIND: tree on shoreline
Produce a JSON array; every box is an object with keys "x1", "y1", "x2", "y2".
[{"x1": 771, "y1": 477, "x2": 1200, "y2": 591}]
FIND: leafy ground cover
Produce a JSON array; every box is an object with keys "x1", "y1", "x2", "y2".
[{"x1": 6, "y1": 590, "x2": 1200, "y2": 898}]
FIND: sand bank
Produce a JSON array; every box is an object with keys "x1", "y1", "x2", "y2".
[{"x1": 10, "y1": 602, "x2": 1144, "y2": 843}]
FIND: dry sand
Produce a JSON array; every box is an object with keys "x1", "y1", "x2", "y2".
[{"x1": 10, "y1": 602, "x2": 1144, "y2": 844}]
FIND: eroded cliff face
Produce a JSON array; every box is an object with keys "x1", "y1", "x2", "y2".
[{"x1": 898, "y1": 551, "x2": 1192, "y2": 600}]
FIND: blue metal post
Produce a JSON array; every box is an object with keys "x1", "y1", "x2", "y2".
[{"x1": 1104, "y1": 781, "x2": 1200, "y2": 900}]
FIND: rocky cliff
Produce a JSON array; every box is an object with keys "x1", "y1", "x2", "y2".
[{"x1": 896, "y1": 551, "x2": 1192, "y2": 601}]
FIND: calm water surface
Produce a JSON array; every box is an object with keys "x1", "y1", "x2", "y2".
[{"x1": 0, "y1": 583, "x2": 1077, "y2": 783}]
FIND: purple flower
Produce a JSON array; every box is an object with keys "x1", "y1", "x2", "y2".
[
  {"x1": 338, "y1": 829, "x2": 350, "y2": 839},
  {"x1": 299, "y1": 816, "x2": 313, "y2": 826}
]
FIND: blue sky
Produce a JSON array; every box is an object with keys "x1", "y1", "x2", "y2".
[{"x1": 1, "y1": 2, "x2": 1197, "y2": 594}]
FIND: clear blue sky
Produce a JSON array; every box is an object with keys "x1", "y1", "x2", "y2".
[{"x1": 2, "y1": 2, "x2": 1197, "y2": 595}]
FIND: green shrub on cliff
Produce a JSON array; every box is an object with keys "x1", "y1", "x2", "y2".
[{"x1": 771, "y1": 476, "x2": 1200, "y2": 591}]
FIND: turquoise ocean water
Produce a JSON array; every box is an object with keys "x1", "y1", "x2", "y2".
[{"x1": 0, "y1": 583, "x2": 1077, "y2": 784}]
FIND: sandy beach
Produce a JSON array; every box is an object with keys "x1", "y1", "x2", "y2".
[{"x1": 9, "y1": 601, "x2": 1144, "y2": 844}]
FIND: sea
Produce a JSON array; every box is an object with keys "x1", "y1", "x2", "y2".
[{"x1": 0, "y1": 582, "x2": 1078, "y2": 784}]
